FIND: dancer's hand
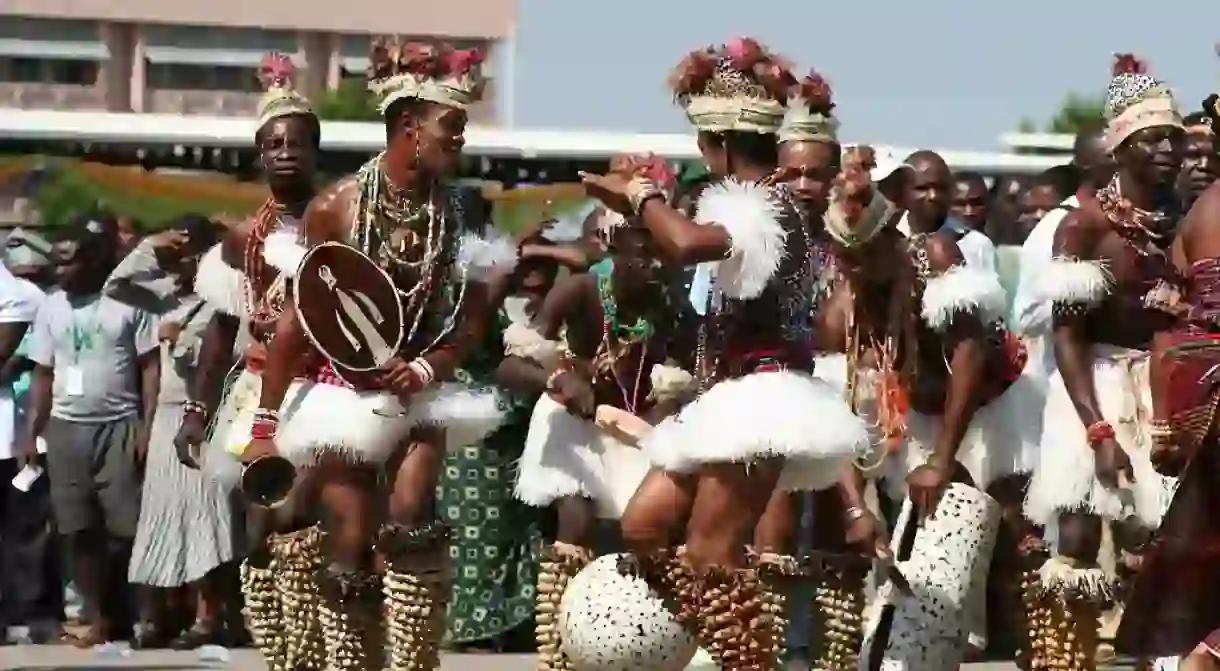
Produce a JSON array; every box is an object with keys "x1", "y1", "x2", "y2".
[
  {"x1": 1149, "y1": 439, "x2": 1185, "y2": 476},
  {"x1": 549, "y1": 372, "x2": 596, "y2": 419},
  {"x1": 906, "y1": 460, "x2": 951, "y2": 518},
  {"x1": 1094, "y1": 437, "x2": 1134, "y2": 489},
  {"x1": 378, "y1": 356, "x2": 421, "y2": 401},
  {"x1": 241, "y1": 437, "x2": 279, "y2": 465},
  {"x1": 174, "y1": 412, "x2": 207, "y2": 469},
  {"x1": 578, "y1": 171, "x2": 633, "y2": 215},
  {"x1": 844, "y1": 508, "x2": 887, "y2": 556}
]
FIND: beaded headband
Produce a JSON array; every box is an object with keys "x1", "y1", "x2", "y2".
[
  {"x1": 1104, "y1": 53, "x2": 1182, "y2": 153},
  {"x1": 367, "y1": 38, "x2": 487, "y2": 112},
  {"x1": 670, "y1": 38, "x2": 796, "y2": 134},
  {"x1": 256, "y1": 52, "x2": 315, "y2": 131},
  {"x1": 825, "y1": 146, "x2": 896, "y2": 248},
  {"x1": 781, "y1": 69, "x2": 839, "y2": 143}
]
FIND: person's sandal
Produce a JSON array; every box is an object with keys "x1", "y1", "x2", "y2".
[
  {"x1": 130, "y1": 623, "x2": 172, "y2": 650},
  {"x1": 168, "y1": 623, "x2": 223, "y2": 651},
  {"x1": 59, "y1": 628, "x2": 108, "y2": 649}
]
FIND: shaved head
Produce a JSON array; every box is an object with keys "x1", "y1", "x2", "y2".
[
  {"x1": 900, "y1": 150, "x2": 952, "y2": 232},
  {"x1": 905, "y1": 149, "x2": 949, "y2": 173}
]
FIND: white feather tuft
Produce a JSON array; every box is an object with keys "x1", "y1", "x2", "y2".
[
  {"x1": 641, "y1": 370, "x2": 867, "y2": 472},
  {"x1": 262, "y1": 230, "x2": 308, "y2": 279},
  {"x1": 194, "y1": 243, "x2": 247, "y2": 317},
  {"x1": 647, "y1": 363, "x2": 695, "y2": 404},
  {"x1": 502, "y1": 322, "x2": 563, "y2": 370},
  {"x1": 542, "y1": 201, "x2": 596, "y2": 243},
  {"x1": 920, "y1": 264, "x2": 1008, "y2": 331},
  {"x1": 411, "y1": 383, "x2": 507, "y2": 451},
  {"x1": 1033, "y1": 257, "x2": 1112, "y2": 306},
  {"x1": 455, "y1": 230, "x2": 519, "y2": 283},
  {"x1": 694, "y1": 179, "x2": 788, "y2": 300}
]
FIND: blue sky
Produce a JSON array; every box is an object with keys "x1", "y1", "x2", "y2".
[{"x1": 507, "y1": 0, "x2": 1219, "y2": 150}]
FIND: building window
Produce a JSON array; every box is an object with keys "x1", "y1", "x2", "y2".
[
  {"x1": 147, "y1": 63, "x2": 261, "y2": 92},
  {"x1": 0, "y1": 57, "x2": 97, "y2": 85}
]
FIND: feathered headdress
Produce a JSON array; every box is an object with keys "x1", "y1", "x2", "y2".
[
  {"x1": 669, "y1": 37, "x2": 797, "y2": 134},
  {"x1": 825, "y1": 145, "x2": 896, "y2": 248},
  {"x1": 1104, "y1": 52, "x2": 1182, "y2": 152},
  {"x1": 367, "y1": 38, "x2": 487, "y2": 112},
  {"x1": 255, "y1": 53, "x2": 314, "y2": 130},
  {"x1": 780, "y1": 69, "x2": 839, "y2": 143}
]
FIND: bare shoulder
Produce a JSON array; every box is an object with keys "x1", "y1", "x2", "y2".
[
  {"x1": 1051, "y1": 206, "x2": 1108, "y2": 258},
  {"x1": 923, "y1": 230, "x2": 966, "y2": 272},
  {"x1": 303, "y1": 175, "x2": 360, "y2": 245},
  {"x1": 1180, "y1": 181, "x2": 1220, "y2": 245},
  {"x1": 220, "y1": 218, "x2": 253, "y2": 268}
]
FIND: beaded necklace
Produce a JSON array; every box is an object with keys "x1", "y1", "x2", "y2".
[
  {"x1": 350, "y1": 154, "x2": 465, "y2": 357},
  {"x1": 593, "y1": 260, "x2": 652, "y2": 413},
  {"x1": 243, "y1": 198, "x2": 287, "y2": 328}
]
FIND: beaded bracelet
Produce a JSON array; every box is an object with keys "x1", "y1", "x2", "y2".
[
  {"x1": 408, "y1": 358, "x2": 436, "y2": 388},
  {"x1": 183, "y1": 400, "x2": 208, "y2": 418},
  {"x1": 1085, "y1": 420, "x2": 1116, "y2": 447}
]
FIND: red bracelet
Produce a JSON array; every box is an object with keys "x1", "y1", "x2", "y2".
[
  {"x1": 1086, "y1": 420, "x2": 1115, "y2": 447},
  {"x1": 251, "y1": 419, "x2": 278, "y2": 440}
]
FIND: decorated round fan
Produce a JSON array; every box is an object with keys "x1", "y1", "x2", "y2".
[{"x1": 293, "y1": 242, "x2": 405, "y2": 372}]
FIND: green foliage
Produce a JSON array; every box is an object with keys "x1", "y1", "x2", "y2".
[
  {"x1": 1045, "y1": 91, "x2": 1106, "y2": 135},
  {"x1": 32, "y1": 161, "x2": 258, "y2": 230},
  {"x1": 314, "y1": 79, "x2": 382, "y2": 122}
]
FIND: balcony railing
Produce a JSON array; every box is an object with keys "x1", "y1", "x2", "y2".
[{"x1": 0, "y1": 82, "x2": 105, "y2": 110}]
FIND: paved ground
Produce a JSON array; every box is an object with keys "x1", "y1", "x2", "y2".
[{"x1": 0, "y1": 647, "x2": 1135, "y2": 670}]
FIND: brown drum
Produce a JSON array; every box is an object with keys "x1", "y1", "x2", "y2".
[{"x1": 293, "y1": 242, "x2": 404, "y2": 372}]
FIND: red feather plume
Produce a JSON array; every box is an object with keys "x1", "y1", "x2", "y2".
[
  {"x1": 445, "y1": 48, "x2": 484, "y2": 76},
  {"x1": 1112, "y1": 53, "x2": 1147, "y2": 76},
  {"x1": 833, "y1": 146, "x2": 878, "y2": 224},
  {"x1": 258, "y1": 52, "x2": 296, "y2": 90},
  {"x1": 799, "y1": 70, "x2": 834, "y2": 115}
]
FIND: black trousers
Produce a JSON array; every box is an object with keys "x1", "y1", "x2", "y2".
[{"x1": 0, "y1": 458, "x2": 64, "y2": 627}]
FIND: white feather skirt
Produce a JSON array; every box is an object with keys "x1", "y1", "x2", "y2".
[
  {"x1": 1023, "y1": 345, "x2": 1179, "y2": 528},
  {"x1": 513, "y1": 394, "x2": 651, "y2": 520},
  {"x1": 206, "y1": 374, "x2": 505, "y2": 473},
  {"x1": 885, "y1": 360, "x2": 1045, "y2": 501},
  {"x1": 640, "y1": 370, "x2": 868, "y2": 477},
  {"x1": 274, "y1": 380, "x2": 506, "y2": 467}
]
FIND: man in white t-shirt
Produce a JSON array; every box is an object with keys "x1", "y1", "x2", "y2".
[
  {"x1": 0, "y1": 259, "x2": 50, "y2": 644},
  {"x1": 888, "y1": 152, "x2": 1000, "y2": 273}
]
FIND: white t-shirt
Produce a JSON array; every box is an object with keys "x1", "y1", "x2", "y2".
[
  {"x1": 895, "y1": 212, "x2": 999, "y2": 274},
  {"x1": 0, "y1": 267, "x2": 42, "y2": 460},
  {"x1": 1011, "y1": 195, "x2": 1080, "y2": 384},
  {"x1": 1012, "y1": 195, "x2": 1080, "y2": 337}
]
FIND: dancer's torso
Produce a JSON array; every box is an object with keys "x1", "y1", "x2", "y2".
[
  {"x1": 697, "y1": 183, "x2": 815, "y2": 384},
  {"x1": 1071, "y1": 193, "x2": 1181, "y2": 352}
]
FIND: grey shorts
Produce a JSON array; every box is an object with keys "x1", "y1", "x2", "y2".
[{"x1": 44, "y1": 416, "x2": 142, "y2": 539}]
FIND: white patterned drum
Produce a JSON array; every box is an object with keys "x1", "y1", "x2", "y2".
[
  {"x1": 859, "y1": 482, "x2": 1001, "y2": 671},
  {"x1": 559, "y1": 554, "x2": 697, "y2": 671}
]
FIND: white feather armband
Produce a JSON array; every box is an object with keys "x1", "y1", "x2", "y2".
[
  {"x1": 647, "y1": 363, "x2": 696, "y2": 404},
  {"x1": 920, "y1": 264, "x2": 1008, "y2": 331},
  {"x1": 193, "y1": 243, "x2": 246, "y2": 317},
  {"x1": 262, "y1": 230, "x2": 308, "y2": 279},
  {"x1": 1034, "y1": 257, "x2": 1112, "y2": 307},
  {"x1": 694, "y1": 179, "x2": 788, "y2": 300},
  {"x1": 454, "y1": 230, "x2": 519, "y2": 283},
  {"x1": 502, "y1": 322, "x2": 563, "y2": 370}
]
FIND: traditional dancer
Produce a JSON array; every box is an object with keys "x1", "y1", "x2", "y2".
[
  {"x1": 173, "y1": 52, "x2": 321, "y2": 668},
  {"x1": 505, "y1": 155, "x2": 697, "y2": 670},
  {"x1": 1023, "y1": 53, "x2": 1185, "y2": 671},
  {"x1": 801, "y1": 147, "x2": 1035, "y2": 670},
  {"x1": 751, "y1": 69, "x2": 883, "y2": 671},
  {"x1": 235, "y1": 39, "x2": 514, "y2": 671},
  {"x1": 576, "y1": 38, "x2": 869, "y2": 671},
  {"x1": 1114, "y1": 173, "x2": 1220, "y2": 671}
]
